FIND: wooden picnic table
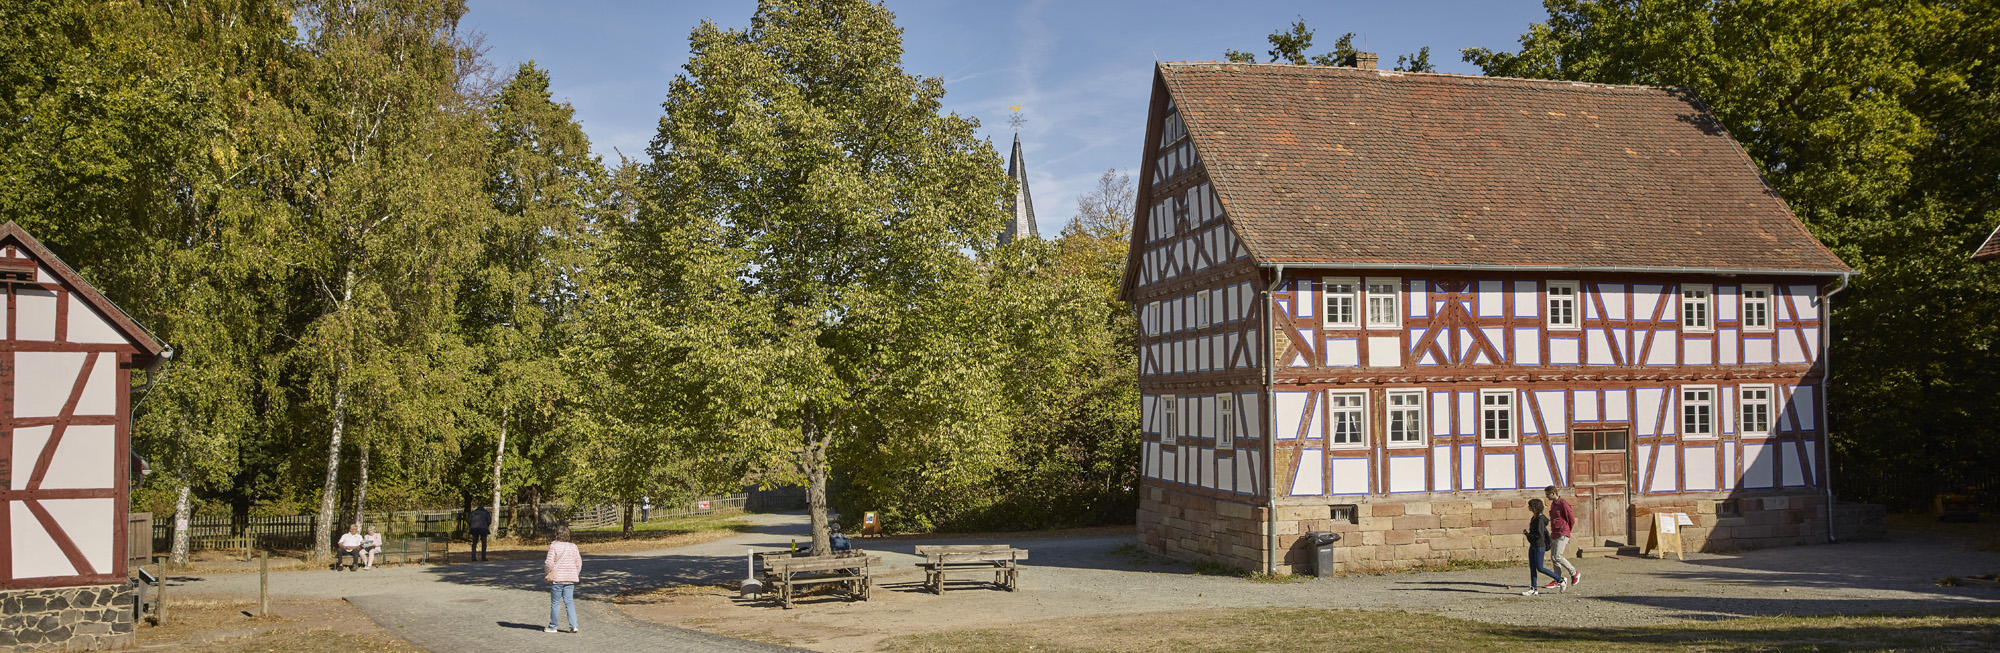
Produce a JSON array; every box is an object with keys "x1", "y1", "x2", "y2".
[
  {"x1": 913, "y1": 545, "x2": 1028, "y2": 594},
  {"x1": 757, "y1": 550, "x2": 880, "y2": 608}
]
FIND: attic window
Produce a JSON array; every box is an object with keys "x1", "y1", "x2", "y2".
[
  {"x1": 1158, "y1": 113, "x2": 1186, "y2": 148},
  {"x1": 0, "y1": 256, "x2": 35, "y2": 282}
]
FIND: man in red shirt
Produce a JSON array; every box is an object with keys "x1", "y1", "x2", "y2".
[{"x1": 1544, "y1": 486, "x2": 1581, "y2": 589}]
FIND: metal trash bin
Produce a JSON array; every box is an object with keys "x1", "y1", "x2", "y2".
[{"x1": 1304, "y1": 531, "x2": 1343, "y2": 578}]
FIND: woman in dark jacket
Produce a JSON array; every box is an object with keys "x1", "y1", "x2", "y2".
[{"x1": 1522, "y1": 498, "x2": 1566, "y2": 595}]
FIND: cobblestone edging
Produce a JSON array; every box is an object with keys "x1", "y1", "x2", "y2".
[{"x1": 0, "y1": 584, "x2": 135, "y2": 651}]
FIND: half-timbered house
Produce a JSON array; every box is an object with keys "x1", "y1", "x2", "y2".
[
  {"x1": 0, "y1": 222, "x2": 166, "y2": 649},
  {"x1": 1120, "y1": 60, "x2": 1880, "y2": 574}
]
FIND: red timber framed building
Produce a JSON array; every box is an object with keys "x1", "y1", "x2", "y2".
[
  {"x1": 1118, "y1": 61, "x2": 1882, "y2": 575},
  {"x1": 0, "y1": 222, "x2": 165, "y2": 649}
]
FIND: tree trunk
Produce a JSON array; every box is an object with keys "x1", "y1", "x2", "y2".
[
  {"x1": 312, "y1": 270, "x2": 356, "y2": 563},
  {"x1": 169, "y1": 472, "x2": 192, "y2": 568},
  {"x1": 312, "y1": 379, "x2": 347, "y2": 562},
  {"x1": 804, "y1": 407, "x2": 832, "y2": 555},
  {"x1": 490, "y1": 406, "x2": 507, "y2": 539},
  {"x1": 352, "y1": 442, "x2": 370, "y2": 531},
  {"x1": 622, "y1": 501, "x2": 634, "y2": 536},
  {"x1": 529, "y1": 485, "x2": 541, "y2": 537}
]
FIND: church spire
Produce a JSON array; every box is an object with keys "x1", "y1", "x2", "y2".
[{"x1": 1000, "y1": 108, "x2": 1038, "y2": 245}]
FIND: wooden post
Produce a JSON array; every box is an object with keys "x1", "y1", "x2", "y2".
[
  {"x1": 156, "y1": 565, "x2": 167, "y2": 626},
  {"x1": 259, "y1": 550, "x2": 270, "y2": 617}
]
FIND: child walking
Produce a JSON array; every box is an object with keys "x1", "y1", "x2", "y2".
[{"x1": 1522, "y1": 498, "x2": 1567, "y2": 596}]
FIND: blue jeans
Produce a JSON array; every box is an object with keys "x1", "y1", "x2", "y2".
[
  {"x1": 1529, "y1": 546, "x2": 1562, "y2": 586},
  {"x1": 548, "y1": 583, "x2": 577, "y2": 630}
]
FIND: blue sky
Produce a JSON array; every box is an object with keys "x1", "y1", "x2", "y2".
[{"x1": 463, "y1": 1, "x2": 1551, "y2": 235}]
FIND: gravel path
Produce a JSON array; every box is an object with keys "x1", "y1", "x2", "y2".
[
  {"x1": 167, "y1": 512, "x2": 2000, "y2": 652},
  {"x1": 615, "y1": 514, "x2": 2000, "y2": 652}
]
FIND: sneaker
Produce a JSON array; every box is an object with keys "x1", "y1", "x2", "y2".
[
  {"x1": 1559, "y1": 580, "x2": 1570, "y2": 593},
  {"x1": 1571, "y1": 572, "x2": 1582, "y2": 585},
  {"x1": 1521, "y1": 589, "x2": 1540, "y2": 596},
  {"x1": 569, "y1": 628, "x2": 580, "y2": 634},
  {"x1": 1542, "y1": 581, "x2": 1562, "y2": 589},
  {"x1": 544, "y1": 627, "x2": 558, "y2": 633}
]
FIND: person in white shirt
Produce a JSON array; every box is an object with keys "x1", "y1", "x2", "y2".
[
  {"x1": 336, "y1": 525, "x2": 365, "y2": 571},
  {"x1": 361, "y1": 526, "x2": 383, "y2": 569}
]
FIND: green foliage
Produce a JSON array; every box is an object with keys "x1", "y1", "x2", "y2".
[
  {"x1": 1224, "y1": 18, "x2": 1359, "y2": 66},
  {"x1": 1466, "y1": 0, "x2": 2000, "y2": 508},
  {"x1": 1395, "y1": 47, "x2": 1435, "y2": 73}
]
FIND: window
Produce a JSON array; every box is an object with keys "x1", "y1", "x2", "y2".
[
  {"x1": 1387, "y1": 391, "x2": 1424, "y2": 446},
  {"x1": 1196, "y1": 290, "x2": 1210, "y2": 328},
  {"x1": 1682, "y1": 285, "x2": 1712, "y2": 332},
  {"x1": 1481, "y1": 390, "x2": 1515, "y2": 443},
  {"x1": 1162, "y1": 395, "x2": 1178, "y2": 445},
  {"x1": 1573, "y1": 430, "x2": 1628, "y2": 451},
  {"x1": 1742, "y1": 285, "x2": 1772, "y2": 331},
  {"x1": 1366, "y1": 277, "x2": 1401, "y2": 328},
  {"x1": 1547, "y1": 282, "x2": 1579, "y2": 330},
  {"x1": 1740, "y1": 386, "x2": 1771, "y2": 436},
  {"x1": 1681, "y1": 387, "x2": 1715, "y2": 438},
  {"x1": 1323, "y1": 277, "x2": 1359, "y2": 329},
  {"x1": 1328, "y1": 393, "x2": 1366, "y2": 446},
  {"x1": 1328, "y1": 505, "x2": 1359, "y2": 524},
  {"x1": 1217, "y1": 393, "x2": 1235, "y2": 449}
]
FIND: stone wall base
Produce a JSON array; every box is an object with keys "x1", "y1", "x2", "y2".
[
  {"x1": 1, "y1": 584, "x2": 135, "y2": 651},
  {"x1": 1137, "y1": 484, "x2": 1887, "y2": 575}
]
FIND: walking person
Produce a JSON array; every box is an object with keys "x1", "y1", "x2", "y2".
[
  {"x1": 1543, "y1": 486, "x2": 1580, "y2": 590},
  {"x1": 544, "y1": 525, "x2": 582, "y2": 633},
  {"x1": 1522, "y1": 498, "x2": 1567, "y2": 596},
  {"x1": 468, "y1": 506, "x2": 492, "y2": 562},
  {"x1": 361, "y1": 525, "x2": 383, "y2": 570}
]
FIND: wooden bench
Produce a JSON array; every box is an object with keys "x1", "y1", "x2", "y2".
[
  {"x1": 759, "y1": 551, "x2": 879, "y2": 608},
  {"x1": 372, "y1": 537, "x2": 446, "y2": 565},
  {"x1": 914, "y1": 545, "x2": 1027, "y2": 594}
]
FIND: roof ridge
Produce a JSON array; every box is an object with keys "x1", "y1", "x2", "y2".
[{"x1": 1157, "y1": 60, "x2": 1680, "y2": 93}]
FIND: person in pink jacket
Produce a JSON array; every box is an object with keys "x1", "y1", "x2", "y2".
[{"x1": 544, "y1": 525, "x2": 582, "y2": 633}]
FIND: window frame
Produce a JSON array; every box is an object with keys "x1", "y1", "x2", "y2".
[
  {"x1": 1162, "y1": 394, "x2": 1178, "y2": 445},
  {"x1": 1739, "y1": 384, "x2": 1773, "y2": 437},
  {"x1": 1741, "y1": 284, "x2": 1773, "y2": 332},
  {"x1": 1216, "y1": 393, "x2": 1235, "y2": 449},
  {"x1": 1681, "y1": 284, "x2": 1713, "y2": 333},
  {"x1": 1365, "y1": 277, "x2": 1402, "y2": 329},
  {"x1": 1681, "y1": 385, "x2": 1717, "y2": 439},
  {"x1": 1322, "y1": 276, "x2": 1360, "y2": 330},
  {"x1": 1195, "y1": 289, "x2": 1210, "y2": 328},
  {"x1": 1480, "y1": 390, "x2": 1516, "y2": 445},
  {"x1": 1386, "y1": 390, "x2": 1425, "y2": 448},
  {"x1": 1546, "y1": 281, "x2": 1580, "y2": 331},
  {"x1": 1326, "y1": 391, "x2": 1368, "y2": 448}
]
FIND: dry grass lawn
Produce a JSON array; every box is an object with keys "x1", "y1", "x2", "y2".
[
  {"x1": 135, "y1": 596, "x2": 418, "y2": 653},
  {"x1": 883, "y1": 607, "x2": 2000, "y2": 653}
]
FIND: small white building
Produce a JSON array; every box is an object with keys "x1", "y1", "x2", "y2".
[{"x1": 0, "y1": 222, "x2": 167, "y2": 650}]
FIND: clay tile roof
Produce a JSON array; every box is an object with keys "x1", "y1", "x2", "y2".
[
  {"x1": 1976, "y1": 224, "x2": 2000, "y2": 262},
  {"x1": 1158, "y1": 62, "x2": 1851, "y2": 274}
]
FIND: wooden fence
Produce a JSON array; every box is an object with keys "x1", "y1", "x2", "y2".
[{"x1": 151, "y1": 494, "x2": 750, "y2": 553}]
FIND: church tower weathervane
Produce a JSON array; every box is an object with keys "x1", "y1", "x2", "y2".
[{"x1": 1000, "y1": 105, "x2": 1038, "y2": 245}]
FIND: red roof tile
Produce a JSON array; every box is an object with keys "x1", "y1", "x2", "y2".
[
  {"x1": 1158, "y1": 62, "x2": 1851, "y2": 274},
  {"x1": 1976, "y1": 224, "x2": 2000, "y2": 262}
]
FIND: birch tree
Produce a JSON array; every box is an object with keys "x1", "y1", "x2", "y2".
[{"x1": 283, "y1": 0, "x2": 488, "y2": 559}]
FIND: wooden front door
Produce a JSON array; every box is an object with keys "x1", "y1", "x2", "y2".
[{"x1": 1569, "y1": 429, "x2": 1632, "y2": 547}]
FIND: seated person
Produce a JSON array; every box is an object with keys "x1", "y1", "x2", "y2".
[
  {"x1": 336, "y1": 525, "x2": 365, "y2": 571},
  {"x1": 361, "y1": 526, "x2": 383, "y2": 569}
]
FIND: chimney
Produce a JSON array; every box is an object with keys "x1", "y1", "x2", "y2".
[{"x1": 1351, "y1": 52, "x2": 1379, "y2": 70}]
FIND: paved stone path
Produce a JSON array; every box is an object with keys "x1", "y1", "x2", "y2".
[{"x1": 174, "y1": 513, "x2": 813, "y2": 652}]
